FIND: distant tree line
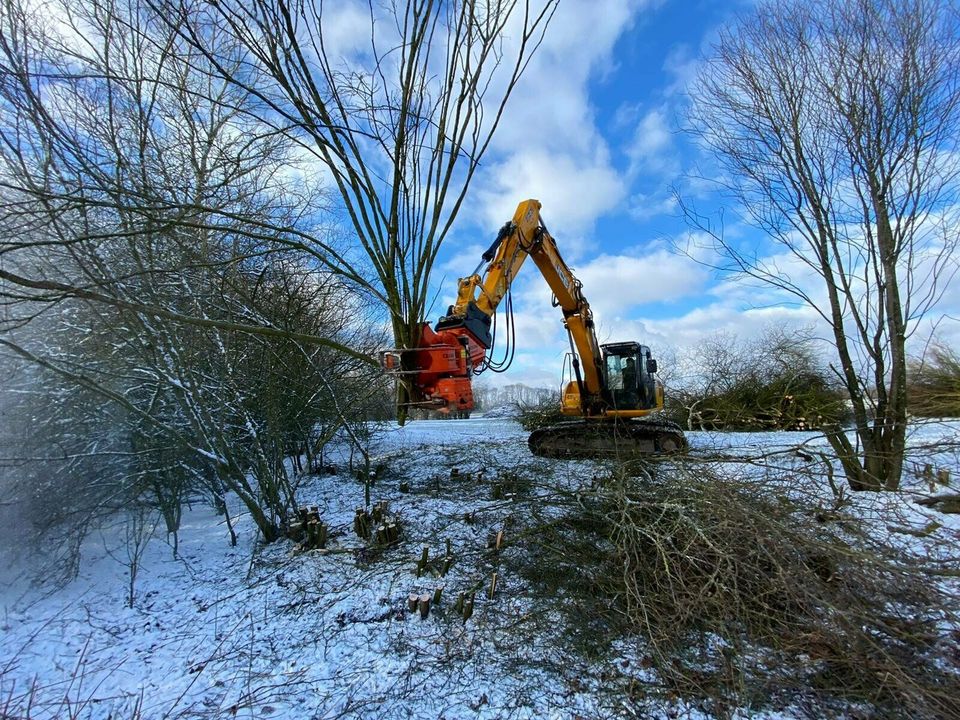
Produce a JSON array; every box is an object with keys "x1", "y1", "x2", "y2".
[
  {"x1": 662, "y1": 329, "x2": 851, "y2": 432},
  {"x1": 662, "y1": 329, "x2": 960, "y2": 429},
  {"x1": 473, "y1": 383, "x2": 558, "y2": 412}
]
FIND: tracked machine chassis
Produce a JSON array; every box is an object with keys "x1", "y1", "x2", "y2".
[{"x1": 528, "y1": 418, "x2": 687, "y2": 459}]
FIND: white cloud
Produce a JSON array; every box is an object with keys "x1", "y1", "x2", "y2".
[
  {"x1": 629, "y1": 191, "x2": 678, "y2": 222},
  {"x1": 474, "y1": 151, "x2": 626, "y2": 238},
  {"x1": 436, "y1": 240, "x2": 487, "y2": 278},
  {"x1": 470, "y1": 0, "x2": 661, "y2": 235},
  {"x1": 318, "y1": 2, "x2": 373, "y2": 60},
  {"x1": 570, "y1": 249, "x2": 709, "y2": 320},
  {"x1": 662, "y1": 43, "x2": 702, "y2": 98},
  {"x1": 626, "y1": 107, "x2": 676, "y2": 176}
]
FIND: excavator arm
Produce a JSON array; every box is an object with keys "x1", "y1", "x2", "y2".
[
  {"x1": 383, "y1": 199, "x2": 601, "y2": 413},
  {"x1": 447, "y1": 199, "x2": 606, "y2": 412}
]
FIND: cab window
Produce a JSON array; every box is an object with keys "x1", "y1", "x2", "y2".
[{"x1": 607, "y1": 354, "x2": 624, "y2": 389}]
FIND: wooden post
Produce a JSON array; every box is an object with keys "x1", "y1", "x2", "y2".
[
  {"x1": 488, "y1": 572, "x2": 498, "y2": 600},
  {"x1": 463, "y1": 593, "x2": 474, "y2": 621},
  {"x1": 407, "y1": 593, "x2": 419, "y2": 613},
  {"x1": 433, "y1": 586, "x2": 444, "y2": 605},
  {"x1": 418, "y1": 593, "x2": 431, "y2": 619}
]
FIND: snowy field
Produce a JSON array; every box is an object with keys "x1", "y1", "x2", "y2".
[{"x1": 1, "y1": 417, "x2": 958, "y2": 719}]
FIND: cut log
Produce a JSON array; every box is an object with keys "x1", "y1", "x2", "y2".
[{"x1": 916, "y1": 494, "x2": 960, "y2": 514}]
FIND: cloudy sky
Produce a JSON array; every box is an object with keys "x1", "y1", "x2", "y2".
[{"x1": 419, "y1": 0, "x2": 959, "y2": 390}]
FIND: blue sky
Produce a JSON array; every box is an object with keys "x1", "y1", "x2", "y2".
[
  {"x1": 420, "y1": 0, "x2": 960, "y2": 391},
  {"x1": 430, "y1": 0, "x2": 769, "y2": 388}
]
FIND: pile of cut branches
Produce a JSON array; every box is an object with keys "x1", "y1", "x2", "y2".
[{"x1": 525, "y1": 463, "x2": 960, "y2": 718}]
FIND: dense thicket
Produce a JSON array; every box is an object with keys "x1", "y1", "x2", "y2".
[
  {"x1": 0, "y1": 0, "x2": 388, "y2": 571},
  {"x1": 662, "y1": 330, "x2": 849, "y2": 432},
  {"x1": 908, "y1": 343, "x2": 960, "y2": 417}
]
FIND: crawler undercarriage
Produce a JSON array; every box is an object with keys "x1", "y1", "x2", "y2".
[{"x1": 527, "y1": 418, "x2": 687, "y2": 459}]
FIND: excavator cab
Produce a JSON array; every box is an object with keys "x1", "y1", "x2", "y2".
[{"x1": 602, "y1": 342, "x2": 659, "y2": 412}]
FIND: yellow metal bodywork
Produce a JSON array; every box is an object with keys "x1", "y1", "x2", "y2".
[
  {"x1": 453, "y1": 199, "x2": 664, "y2": 419},
  {"x1": 560, "y1": 381, "x2": 663, "y2": 418}
]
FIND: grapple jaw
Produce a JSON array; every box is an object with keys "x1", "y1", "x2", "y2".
[{"x1": 380, "y1": 321, "x2": 487, "y2": 413}]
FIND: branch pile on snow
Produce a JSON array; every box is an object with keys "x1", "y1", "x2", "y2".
[{"x1": 523, "y1": 461, "x2": 960, "y2": 717}]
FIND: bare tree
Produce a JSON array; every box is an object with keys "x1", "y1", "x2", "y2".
[
  {"x1": 0, "y1": 0, "x2": 385, "y2": 551},
  {"x1": 122, "y1": 506, "x2": 159, "y2": 608},
  {"x1": 684, "y1": 0, "x2": 960, "y2": 489},
  {"x1": 0, "y1": 0, "x2": 372, "y2": 361},
  {"x1": 158, "y1": 0, "x2": 559, "y2": 419}
]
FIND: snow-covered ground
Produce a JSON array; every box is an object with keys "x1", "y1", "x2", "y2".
[{"x1": 1, "y1": 418, "x2": 958, "y2": 719}]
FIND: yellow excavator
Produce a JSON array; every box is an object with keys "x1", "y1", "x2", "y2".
[{"x1": 381, "y1": 199, "x2": 686, "y2": 458}]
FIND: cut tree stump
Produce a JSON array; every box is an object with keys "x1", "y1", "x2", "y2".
[{"x1": 418, "y1": 593, "x2": 431, "y2": 619}]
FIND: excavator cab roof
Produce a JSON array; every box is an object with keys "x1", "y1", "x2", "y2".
[{"x1": 601, "y1": 341, "x2": 644, "y2": 357}]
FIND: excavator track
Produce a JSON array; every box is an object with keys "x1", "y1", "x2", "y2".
[{"x1": 528, "y1": 418, "x2": 687, "y2": 459}]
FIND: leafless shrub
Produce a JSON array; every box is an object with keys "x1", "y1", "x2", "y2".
[
  {"x1": 665, "y1": 328, "x2": 850, "y2": 432},
  {"x1": 515, "y1": 396, "x2": 565, "y2": 431},
  {"x1": 909, "y1": 341, "x2": 960, "y2": 418}
]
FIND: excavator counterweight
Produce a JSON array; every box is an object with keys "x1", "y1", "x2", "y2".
[{"x1": 382, "y1": 199, "x2": 686, "y2": 458}]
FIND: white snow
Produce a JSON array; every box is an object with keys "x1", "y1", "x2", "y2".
[{"x1": 1, "y1": 418, "x2": 958, "y2": 719}]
